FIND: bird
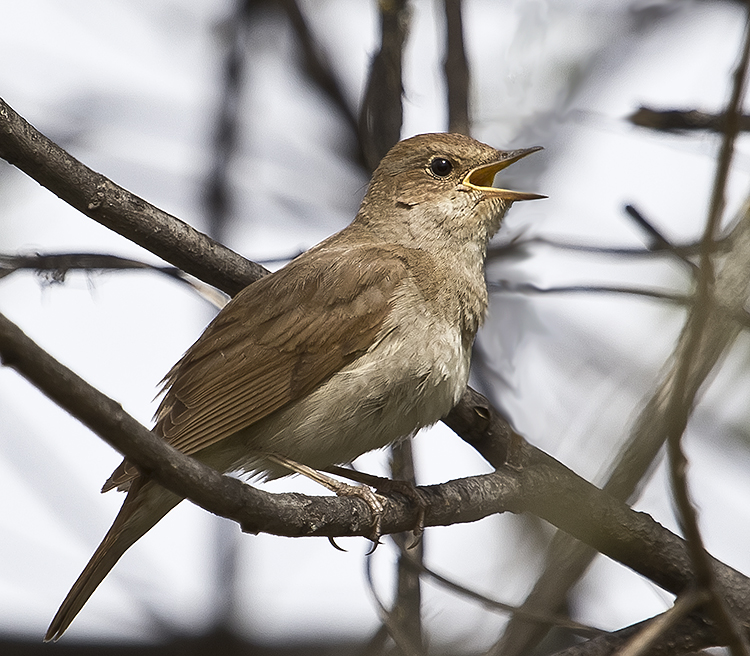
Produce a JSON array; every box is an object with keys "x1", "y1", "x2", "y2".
[{"x1": 45, "y1": 132, "x2": 543, "y2": 640}]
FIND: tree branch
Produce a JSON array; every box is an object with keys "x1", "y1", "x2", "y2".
[{"x1": 0, "y1": 97, "x2": 266, "y2": 296}]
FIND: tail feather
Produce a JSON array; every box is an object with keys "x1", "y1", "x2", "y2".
[{"x1": 45, "y1": 479, "x2": 181, "y2": 641}]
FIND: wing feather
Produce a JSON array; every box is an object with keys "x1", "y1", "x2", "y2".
[{"x1": 103, "y1": 243, "x2": 415, "y2": 490}]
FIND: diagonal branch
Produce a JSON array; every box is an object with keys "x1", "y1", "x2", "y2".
[
  {"x1": 662, "y1": 12, "x2": 750, "y2": 655},
  {"x1": 0, "y1": 97, "x2": 266, "y2": 296}
]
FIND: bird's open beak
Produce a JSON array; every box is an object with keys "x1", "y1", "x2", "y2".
[{"x1": 463, "y1": 146, "x2": 546, "y2": 201}]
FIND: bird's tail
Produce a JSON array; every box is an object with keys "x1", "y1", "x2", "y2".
[{"x1": 44, "y1": 478, "x2": 181, "y2": 641}]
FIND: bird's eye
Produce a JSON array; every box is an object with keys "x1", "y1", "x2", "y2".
[{"x1": 429, "y1": 157, "x2": 453, "y2": 177}]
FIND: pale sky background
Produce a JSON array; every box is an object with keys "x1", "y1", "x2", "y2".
[{"x1": 1, "y1": 0, "x2": 749, "y2": 651}]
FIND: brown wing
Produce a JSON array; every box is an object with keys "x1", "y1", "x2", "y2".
[{"x1": 103, "y1": 243, "x2": 410, "y2": 491}]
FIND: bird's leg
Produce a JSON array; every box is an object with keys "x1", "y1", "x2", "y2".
[
  {"x1": 265, "y1": 454, "x2": 386, "y2": 542},
  {"x1": 325, "y1": 465, "x2": 427, "y2": 547}
]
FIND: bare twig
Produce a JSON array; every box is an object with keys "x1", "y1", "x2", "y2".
[
  {"x1": 490, "y1": 280, "x2": 690, "y2": 306},
  {"x1": 487, "y1": 233, "x2": 724, "y2": 260},
  {"x1": 629, "y1": 106, "x2": 750, "y2": 133},
  {"x1": 662, "y1": 12, "x2": 750, "y2": 656},
  {"x1": 623, "y1": 204, "x2": 699, "y2": 272},
  {"x1": 0, "y1": 252, "x2": 229, "y2": 307},
  {"x1": 0, "y1": 252, "x2": 182, "y2": 282}
]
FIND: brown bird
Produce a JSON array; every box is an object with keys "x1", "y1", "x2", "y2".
[{"x1": 45, "y1": 132, "x2": 543, "y2": 640}]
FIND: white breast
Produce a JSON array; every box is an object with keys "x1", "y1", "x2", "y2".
[{"x1": 232, "y1": 277, "x2": 473, "y2": 477}]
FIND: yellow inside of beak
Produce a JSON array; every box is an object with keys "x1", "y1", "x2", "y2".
[
  {"x1": 463, "y1": 147, "x2": 546, "y2": 201},
  {"x1": 467, "y1": 167, "x2": 501, "y2": 188}
]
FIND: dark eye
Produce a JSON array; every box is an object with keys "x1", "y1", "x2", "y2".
[{"x1": 429, "y1": 157, "x2": 453, "y2": 177}]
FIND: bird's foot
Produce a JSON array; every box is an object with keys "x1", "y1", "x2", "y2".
[
  {"x1": 326, "y1": 465, "x2": 427, "y2": 548},
  {"x1": 265, "y1": 454, "x2": 386, "y2": 543}
]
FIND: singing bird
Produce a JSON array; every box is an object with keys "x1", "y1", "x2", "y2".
[{"x1": 45, "y1": 132, "x2": 543, "y2": 640}]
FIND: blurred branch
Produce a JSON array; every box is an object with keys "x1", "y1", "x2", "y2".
[
  {"x1": 358, "y1": 0, "x2": 410, "y2": 169},
  {"x1": 0, "y1": 252, "x2": 182, "y2": 282},
  {"x1": 487, "y1": 234, "x2": 726, "y2": 260},
  {"x1": 0, "y1": 97, "x2": 266, "y2": 297},
  {"x1": 490, "y1": 280, "x2": 691, "y2": 307},
  {"x1": 663, "y1": 11, "x2": 750, "y2": 655},
  {"x1": 0, "y1": 252, "x2": 231, "y2": 308},
  {"x1": 204, "y1": 0, "x2": 252, "y2": 242},
  {"x1": 388, "y1": 441, "x2": 425, "y2": 656},
  {"x1": 623, "y1": 204, "x2": 699, "y2": 272},
  {"x1": 279, "y1": 0, "x2": 364, "y2": 166},
  {"x1": 487, "y1": 200, "x2": 733, "y2": 266},
  {"x1": 629, "y1": 106, "x2": 750, "y2": 132},
  {"x1": 497, "y1": 14, "x2": 750, "y2": 654},
  {"x1": 365, "y1": 555, "x2": 424, "y2": 656},
  {"x1": 443, "y1": 0, "x2": 470, "y2": 135},
  {"x1": 399, "y1": 554, "x2": 602, "y2": 638}
]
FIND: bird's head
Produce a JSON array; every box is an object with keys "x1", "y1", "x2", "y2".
[{"x1": 357, "y1": 132, "x2": 545, "y2": 251}]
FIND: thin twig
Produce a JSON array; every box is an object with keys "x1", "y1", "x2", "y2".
[
  {"x1": 398, "y1": 555, "x2": 602, "y2": 638},
  {"x1": 623, "y1": 204, "x2": 699, "y2": 272},
  {"x1": 489, "y1": 279, "x2": 689, "y2": 305},
  {"x1": 615, "y1": 589, "x2": 710, "y2": 656},
  {"x1": 488, "y1": 234, "x2": 723, "y2": 260},
  {"x1": 663, "y1": 12, "x2": 750, "y2": 656},
  {"x1": 629, "y1": 106, "x2": 750, "y2": 133}
]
